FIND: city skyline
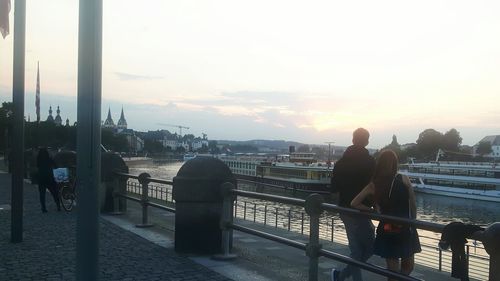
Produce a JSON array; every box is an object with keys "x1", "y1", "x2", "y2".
[{"x1": 1, "y1": 0, "x2": 500, "y2": 148}]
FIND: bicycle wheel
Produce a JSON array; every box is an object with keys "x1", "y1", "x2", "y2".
[{"x1": 59, "y1": 183, "x2": 75, "y2": 212}]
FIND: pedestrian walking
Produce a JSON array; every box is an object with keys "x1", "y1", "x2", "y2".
[{"x1": 36, "y1": 147, "x2": 60, "y2": 212}]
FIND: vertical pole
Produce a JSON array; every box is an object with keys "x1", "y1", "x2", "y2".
[
  {"x1": 275, "y1": 207, "x2": 278, "y2": 228},
  {"x1": 301, "y1": 212, "x2": 305, "y2": 234},
  {"x1": 288, "y1": 210, "x2": 291, "y2": 231},
  {"x1": 305, "y1": 194, "x2": 324, "y2": 281},
  {"x1": 264, "y1": 205, "x2": 267, "y2": 225},
  {"x1": 253, "y1": 203, "x2": 256, "y2": 222},
  {"x1": 76, "y1": 0, "x2": 102, "y2": 279},
  {"x1": 11, "y1": 0, "x2": 26, "y2": 244},
  {"x1": 243, "y1": 201, "x2": 247, "y2": 220},
  {"x1": 331, "y1": 217, "x2": 334, "y2": 242},
  {"x1": 438, "y1": 248, "x2": 442, "y2": 271}
]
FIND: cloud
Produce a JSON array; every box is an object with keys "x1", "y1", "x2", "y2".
[{"x1": 114, "y1": 72, "x2": 164, "y2": 81}]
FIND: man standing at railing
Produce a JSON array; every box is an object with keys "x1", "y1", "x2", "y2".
[{"x1": 330, "y1": 128, "x2": 376, "y2": 281}]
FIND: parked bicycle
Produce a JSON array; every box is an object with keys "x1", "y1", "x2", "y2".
[{"x1": 54, "y1": 167, "x2": 76, "y2": 212}]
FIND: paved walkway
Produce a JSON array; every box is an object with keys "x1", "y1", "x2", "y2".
[{"x1": 0, "y1": 171, "x2": 231, "y2": 281}]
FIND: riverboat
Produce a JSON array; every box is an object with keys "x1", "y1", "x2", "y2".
[
  {"x1": 183, "y1": 153, "x2": 197, "y2": 161},
  {"x1": 400, "y1": 159, "x2": 500, "y2": 203},
  {"x1": 218, "y1": 153, "x2": 332, "y2": 193}
]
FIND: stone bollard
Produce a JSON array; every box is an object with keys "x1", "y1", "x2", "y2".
[
  {"x1": 173, "y1": 156, "x2": 236, "y2": 254},
  {"x1": 305, "y1": 194, "x2": 324, "y2": 281},
  {"x1": 482, "y1": 222, "x2": 500, "y2": 281},
  {"x1": 100, "y1": 152, "x2": 128, "y2": 213}
]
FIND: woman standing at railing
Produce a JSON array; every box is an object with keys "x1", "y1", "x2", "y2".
[{"x1": 351, "y1": 149, "x2": 421, "y2": 280}]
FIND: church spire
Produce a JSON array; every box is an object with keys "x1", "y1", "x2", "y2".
[
  {"x1": 46, "y1": 105, "x2": 54, "y2": 122},
  {"x1": 117, "y1": 106, "x2": 127, "y2": 130},
  {"x1": 103, "y1": 107, "x2": 115, "y2": 129}
]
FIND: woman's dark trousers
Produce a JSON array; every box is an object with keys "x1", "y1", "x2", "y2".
[{"x1": 38, "y1": 184, "x2": 61, "y2": 212}]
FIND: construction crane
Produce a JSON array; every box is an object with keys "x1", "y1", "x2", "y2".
[{"x1": 157, "y1": 123, "x2": 190, "y2": 136}]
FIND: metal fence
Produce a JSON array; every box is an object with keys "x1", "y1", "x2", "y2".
[{"x1": 114, "y1": 172, "x2": 496, "y2": 281}]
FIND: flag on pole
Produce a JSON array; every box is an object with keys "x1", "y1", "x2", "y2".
[
  {"x1": 0, "y1": 0, "x2": 10, "y2": 39},
  {"x1": 36, "y1": 62, "x2": 40, "y2": 122}
]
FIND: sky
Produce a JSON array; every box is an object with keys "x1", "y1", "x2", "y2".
[{"x1": 1, "y1": 0, "x2": 500, "y2": 148}]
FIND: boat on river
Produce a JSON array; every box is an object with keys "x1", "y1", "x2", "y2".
[
  {"x1": 400, "y1": 154, "x2": 500, "y2": 202},
  {"x1": 218, "y1": 153, "x2": 332, "y2": 193},
  {"x1": 183, "y1": 153, "x2": 197, "y2": 161}
]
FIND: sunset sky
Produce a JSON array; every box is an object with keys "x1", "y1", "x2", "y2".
[{"x1": 1, "y1": 0, "x2": 499, "y2": 148}]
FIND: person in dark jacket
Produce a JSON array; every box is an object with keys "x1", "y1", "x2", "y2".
[
  {"x1": 37, "y1": 148, "x2": 60, "y2": 212},
  {"x1": 331, "y1": 128, "x2": 376, "y2": 281}
]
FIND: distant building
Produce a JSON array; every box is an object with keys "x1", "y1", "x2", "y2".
[
  {"x1": 46, "y1": 106, "x2": 54, "y2": 122},
  {"x1": 103, "y1": 107, "x2": 128, "y2": 132},
  {"x1": 119, "y1": 129, "x2": 144, "y2": 153},
  {"x1": 474, "y1": 135, "x2": 500, "y2": 158},
  {"x1": 44, "y1": 105, "x2": 69, "y2": 126},
  {"x1": 191, "y1": 137, "x2": 209, "y2": 151},
  {"x1": 54, "y1": 106, "x2": 62, "y2": 126}
]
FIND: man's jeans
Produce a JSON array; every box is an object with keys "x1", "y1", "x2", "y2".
[{"x1": 338, "y1": 214, "x2": 375, "y2": 281}]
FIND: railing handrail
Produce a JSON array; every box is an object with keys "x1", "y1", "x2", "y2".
[
  {"x1": 231, "y1": 189, "x2": 485, "y2": 241},
  {"x1": 114, "y1": 171, "x2": 173, "y2": 186}
]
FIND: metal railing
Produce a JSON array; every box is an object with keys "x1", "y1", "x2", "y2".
[{"x1": 112, "y1": 172, "x2": 498, "y2": 281}]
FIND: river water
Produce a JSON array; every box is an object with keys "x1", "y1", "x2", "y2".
[{"x1": 129, "y1": 160, "x2": 499, "y2": 226}]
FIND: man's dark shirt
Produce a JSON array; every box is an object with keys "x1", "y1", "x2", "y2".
[{"x1": 330, "y1": 145, "x2": 375, "y2": 208}]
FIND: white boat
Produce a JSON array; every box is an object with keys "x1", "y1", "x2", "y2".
[
  {"x1": 218, "y1": 153, "x2": 332, "y2": 193},
  {"x1": 183, "y1": 153, "x2": 197, "y2": 161},
  {"x1": 400, "y1": 153, "x2": 500, "y2": 202}
]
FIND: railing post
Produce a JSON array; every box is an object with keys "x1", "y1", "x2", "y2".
[
  {"x1": 438, "y1": 248, "x2": 442, "y2": 271},
  {"x1": 213, "y1": 182, "x2": 237, "y2": 260},
  {"x1": 234, "y1": 197, "x2": 238, "y2": 217},
  {"x1": 253, "y1": 203, "x2": 257, "y2": 222},
  {"x1": 243, "y1": 201, "x2": 247, "y2": 220},
  {"x1": 136, "y1": 173, "x2": 153, "y2": 228},
  {"x1": 305, "y1": 194, "x2": 324, "y2": 281},
  {"x1": 275, "y1": 207, "x2": 279, "y2": 228},
  {"x1": 264, "y1": 205, "x2": 267, "y2": 225},
  {"x1": 110, "y1": 174, "x2": 124, "y2": 215},
  {"x1": 331, "y1": 217, "x2": 334, "y2": 242},
  {"x1": 301, "y1": 212, "x2": 305, "y2": 234},
  {"x1": 482, "y1": 222, "x2": 500, "y2": 281},
  {"x1": 288, "y1": 209, "x2": 291, "y2": 231}
]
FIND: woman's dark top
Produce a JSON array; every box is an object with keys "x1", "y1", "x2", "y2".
[
  {"x1": 37, "y1": 152, "x2": 56, "y2": 186},
  {"x1": 374, "y1": 174, "x2": 421, "y2": 258}
]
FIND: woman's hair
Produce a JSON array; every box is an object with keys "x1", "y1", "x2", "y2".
[{"x1": 373, "y1": 149, "x2": 399, "y2": 208}]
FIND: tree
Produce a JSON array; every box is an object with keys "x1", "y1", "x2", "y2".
[
  {"x1": 144, "y1": 139, "x2": 164, "y2": 153},
  {"x1": 442, "y1": 128, "x2": 462, "y2": 152},
  {"x1": 416, "y1": 129, "x2": 443, "y2": 160},
  {"x1": 390, "y1": 135, "x2": 399, "y2": 146},
  {"x1": 476, "y1": 141, "x2": 492, "y2": 156},
  {"x1": 208, "y1": 140, "x2": 220, "y2": 154}
]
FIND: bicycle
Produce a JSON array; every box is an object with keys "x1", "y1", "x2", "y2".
[{"x1": 54, "y1": 167, "x2": 76, "y2": 212}]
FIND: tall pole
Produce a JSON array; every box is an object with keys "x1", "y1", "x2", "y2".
[
  {"x1": 11, "y1": 0, "x2": 26, "y2": 243},
  {"x1": 325, "y1": 141, "x2": 334, "y2": 168},
  {"x1": 76, "y1": 0, "x2": 102, "y2": 280}
]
